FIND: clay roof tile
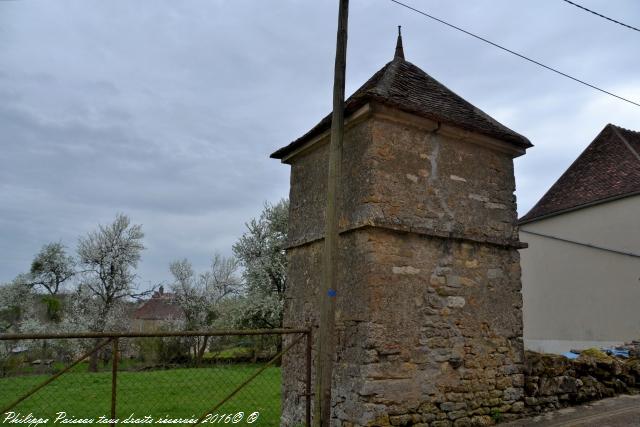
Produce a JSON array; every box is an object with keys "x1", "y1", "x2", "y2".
[
  {"x1": 519, "y1": 124, "x2": 640, "y2": 223},
  {"x1": 132, "y1": 293, "x2": 184, "y2": 321}
]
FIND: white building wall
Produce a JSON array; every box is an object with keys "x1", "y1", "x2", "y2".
[{"x1": 520, "y1": 195, "x2": 640, "y2": 354}]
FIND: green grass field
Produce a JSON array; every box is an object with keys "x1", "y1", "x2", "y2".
[{"x1": 0, "y1": 364, "x2": 282, "y2": 426}]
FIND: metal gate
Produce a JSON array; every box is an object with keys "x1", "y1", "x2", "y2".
[{"x1": 0, "y1": 329, "x2": 311, "y2": 426}]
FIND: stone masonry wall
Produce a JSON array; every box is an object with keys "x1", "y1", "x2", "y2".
[
  {"x1": 281, "y1": 228, "x2": 525, "y2": 427},
  {"x1": 281, "y1": 105, "x2": 526, "y2": 426},
  {"x1": 523, "y1": 351, "x2": 640, "y2": 416},
  {"x1": 340, "y1": 228, "x2": 525, "y2": 426},
  {"x1": 286, "y1": 107, "x2": 521, "y2": 249},
  {"x1": 365, "y1": 117, "x2": 519, "y2": 246}
]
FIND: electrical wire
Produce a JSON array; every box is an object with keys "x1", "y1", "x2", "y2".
[
  {"x1": 561, "y1": 0, "x2": 640, "y2": 33},
  {"x1": 520, "y1": 230, "x2": 640, "y2": 258},
  {"x1": 388, "y1": 0, "x2": 640, "y2": 108}
]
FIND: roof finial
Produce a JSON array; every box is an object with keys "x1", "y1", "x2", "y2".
[{"x1": 394, "y1": 25, "x2": 405, "y2": 60}]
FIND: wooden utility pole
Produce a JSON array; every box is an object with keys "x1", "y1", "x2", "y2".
[{"x1": 314, "y1": 1, "x2": 349, "y2": 426}]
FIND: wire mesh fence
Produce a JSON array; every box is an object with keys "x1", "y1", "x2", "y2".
[{"x1": 0, "y1": 329, "x2": 311, "y2": 426}]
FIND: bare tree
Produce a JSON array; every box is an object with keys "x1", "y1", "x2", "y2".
[
  {"x1": 77, "y1": 213, "x2": 148, "y2": 371},
  {"x1": 169, "y1": 254, "x2": 241, "y2": 363}
]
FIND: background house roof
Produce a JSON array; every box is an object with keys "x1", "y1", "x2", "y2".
[
  {"x1": 271, "y1": 41, "x2": 531, "y2": 160},
  {"x1": 132, "y1": 289, "x2": 184, "y2": 321},
  {"x1": 520, "y1": 124, "x2": 640, "y2": 224}
]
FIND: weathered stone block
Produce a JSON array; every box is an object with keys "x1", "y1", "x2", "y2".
[
  {"x1": 469, "y1": 415, "x2": 494, "y2": 426},
  {"x1": 503, "y1": 387, "x2": 523, "y2": 401},
  {"x1": 440, "y1": 402, "x2": 467, "y2": 412},
  {"x1": 448, "y1": 410, "x2": 469, "y2": 420},
  {"x1": 388, "y1": 414, "x2": 412, "y2": 425},
  {"x1": 510, "y1": 401, "x2": 525, "y2": 413},
  {"x1": 453, "y1": 417, "x2": 472, "y2": 427}
]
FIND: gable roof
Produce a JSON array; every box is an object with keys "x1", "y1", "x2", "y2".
[
  {"x1": 271, "y1": 51, "x2": 531, "y2": 160},
  {"x1": 520, "y1": 124, "x2": 640, "y2": 224},
  {"x1": 133, "y1": 292, "x2": 184, "y2": 321}
]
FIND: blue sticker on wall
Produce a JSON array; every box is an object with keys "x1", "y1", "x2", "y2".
[{"x1": 328, "y1": 289, "x2": 337, "y2": 297}]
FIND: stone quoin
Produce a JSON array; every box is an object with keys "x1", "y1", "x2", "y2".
[{"x1": 272, "y1": 31, "x2": 532, "y2": 426}]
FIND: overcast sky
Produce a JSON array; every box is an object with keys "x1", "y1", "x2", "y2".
[{"x1": 1, "y1": 0, "x2": 638, "y2": 287}]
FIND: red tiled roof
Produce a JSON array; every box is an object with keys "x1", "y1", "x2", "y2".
[
  {"x1": 132, "y1": 294, "x2": 184, "y2": 321},
  {"x1": 520, "y1": 124, "x2": 640, "y2": 224},
  {"x1": 271, "y1": 51, "x2": 531, "y2": 160}
]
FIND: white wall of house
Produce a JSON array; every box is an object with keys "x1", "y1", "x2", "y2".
[{"x1": 520, "y1": 195, "x2": 640, "y2": 354}]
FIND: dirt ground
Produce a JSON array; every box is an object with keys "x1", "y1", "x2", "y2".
[{"x1": 503, "y1": 394, "x2": 640, "y2": 426}]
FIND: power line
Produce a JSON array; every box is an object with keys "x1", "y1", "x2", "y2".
[
  {"x1": 561, "y1": 0, "x2": 640, "y2": 33},
  {"x1": 520, "y1": 230, "x2": 640, "y2": 259},
  {"x1": 388, "y1": 0, "x2": 640, "y2": 108}
]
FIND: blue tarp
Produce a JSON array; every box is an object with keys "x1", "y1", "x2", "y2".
[
  {"x1": 603, "y1": 348, "x2": 630, "y2": 358},
  {"x1": 563, "y1": 348, "x2": 630, "y2": 359}
]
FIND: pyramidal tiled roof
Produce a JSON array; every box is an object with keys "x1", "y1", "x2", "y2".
[
  {"x1": 520, "y1": 124, "x2": 640, "y2": 224},
  {"x1": 271, "y1": 37, "x2": 531, "y2": 159}
]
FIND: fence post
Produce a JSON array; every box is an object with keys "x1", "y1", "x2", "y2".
[
  {"x1": 111, "y1": 338, "x2": 118, "y2": 427},
  {"x1": 306, "y1": 329, "x2": 312, "y2": 427}
]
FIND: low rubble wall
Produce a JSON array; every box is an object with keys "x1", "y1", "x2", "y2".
[
  {"x1": 344, "y1": 350, "x2": 640, "y2": 425},
  {"x1": 522, "y1": 350, "x2": 640, "y2": 417}
]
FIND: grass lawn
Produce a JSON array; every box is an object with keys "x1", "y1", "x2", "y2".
[{"x1": 0, "y1": 364, "x2": 282, "y2": 426}]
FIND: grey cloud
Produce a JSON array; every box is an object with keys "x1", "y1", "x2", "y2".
[{"x1": 1, "y1": 0, "x2": 638, "y2": 285}]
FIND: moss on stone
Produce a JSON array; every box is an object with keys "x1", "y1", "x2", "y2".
[{"x1": 579, "y1": 348, "x2": 613, "y2": 362}]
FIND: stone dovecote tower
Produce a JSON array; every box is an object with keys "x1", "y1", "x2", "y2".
[{"x1": 272, "y1": 34, "x2": 532, "y2": 426}]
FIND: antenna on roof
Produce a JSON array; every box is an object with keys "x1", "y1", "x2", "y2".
[{"x1": 395, "y1": 25, "x2": 405, "y2": 60}]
